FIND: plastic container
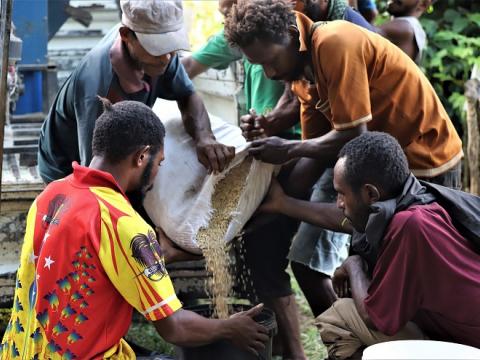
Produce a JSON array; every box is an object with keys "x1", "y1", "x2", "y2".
[
  {"x1": 175, "y1": 305, "x2": 277, "y2": 360},
  {"x1": 362, "y1": 340, "x2": 480, "y2": 360}
]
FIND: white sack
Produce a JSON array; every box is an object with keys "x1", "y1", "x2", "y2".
[{"x1": 144, "y1": 100, "x2": 275, "y2": 254}]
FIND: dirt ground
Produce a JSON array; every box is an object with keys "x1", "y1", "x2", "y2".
[{"x1": 290, "y1": 268, "x2": 328, "y2": 360}]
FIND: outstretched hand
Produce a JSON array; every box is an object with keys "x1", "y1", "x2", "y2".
[
  {"x1": 248, "y1": 136, "x2": 293, "y2": 164},
  {"x1": 228, "y1": 304, "x2": 269, "y2": 355}
]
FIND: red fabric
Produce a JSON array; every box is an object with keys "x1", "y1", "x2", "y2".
[
  {"x1": 31, "y1": 164, "x2": 133, "y2": 358},
  {"x1": 364, "y1": 203, "x2": 480, "y2": 348}
]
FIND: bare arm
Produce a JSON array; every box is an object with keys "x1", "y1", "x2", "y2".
[
  {"x1": 154, "y1": 309, "x2": 229, "y2": 347},
  {"x1": 177, "y1": 93, "x2": 235, "y2": 173},
  {"x1": 153, "y1": 305, "x2": 269, "y2": 351},
  {"x1": 262, "y1": 84, "x2": 301, "y2": 135},
  {"x1": 343, "y1": 255, "x2": 376, "y2": 328},
  {"x1": 181, "y1": 56, "x2": 209, "y2": 79},
  {"x1": 288, "y1": 123, "x2": 367, "y2": 160},
  {"x1": 377, "y1": 20, "x2": 417, "y2": 61},
  {"x1": 248, "y1": 123, "x2": 367, "y2": 166},
  {"x1": 260, "y1": 178, "x2": 353, "y2": 234},
  {"x1": 177, "y1": 92, "x2": 212, "y2": 141},
  {"x1": 281, "y1": 197, "x2": 351, "y2": 233}
]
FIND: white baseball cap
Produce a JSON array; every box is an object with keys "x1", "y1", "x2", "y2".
[{"x1": 120, "y1": 0, "x2": 190, "y2": 56}]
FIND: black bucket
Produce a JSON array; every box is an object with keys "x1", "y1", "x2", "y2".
[{"x1": 175, "y1": 304, "x2": 277, "y2": 360}]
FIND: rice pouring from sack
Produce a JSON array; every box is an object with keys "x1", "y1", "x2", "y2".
[
  {"x1": 197, "y1": 158, "x2": 253, "y2": 319},
  {"x1": 143, "y1": 112, "x2": 275, "y2": 317}
]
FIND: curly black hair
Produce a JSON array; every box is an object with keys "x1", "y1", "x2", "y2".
[
  {"x1": 92, "y1": 97, "x2": 165, "y2": 163},
  {"x1": 338, "y1": 132, "x2": 410, "y2": 196},
  {"x1": 224, "y1": 0, "x2": 296, "y2": 48}
]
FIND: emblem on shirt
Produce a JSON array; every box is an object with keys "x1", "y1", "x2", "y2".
[
  {"x1": 42, "y1": 194, "x2": 69, "y2": 228},
  {"x1": 130, "y1": 230, "x2": 167, "y2": 281}
]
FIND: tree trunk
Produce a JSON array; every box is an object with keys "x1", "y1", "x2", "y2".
[{"x1": 465, "y1": 77, "x2": 480, "y2": 195}]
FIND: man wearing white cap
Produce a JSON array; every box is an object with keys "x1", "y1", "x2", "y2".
[{"x1": 38, "y1": 0, "x2": 235, "y2": 184}]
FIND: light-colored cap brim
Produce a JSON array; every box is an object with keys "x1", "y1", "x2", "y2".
[{"x1": 135, "y1": 26, "x2": 190, "y2": 56}]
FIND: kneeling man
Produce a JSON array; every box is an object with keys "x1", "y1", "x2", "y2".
[{"x1": 261, "y1": 132, "x2": 480, "y2": 359}]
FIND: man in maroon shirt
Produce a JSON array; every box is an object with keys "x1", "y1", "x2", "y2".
[{"x1": 259, "y1": 132, "x2": 480, "y2": 359}]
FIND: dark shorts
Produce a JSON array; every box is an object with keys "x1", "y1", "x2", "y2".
[{"x1": 242, "y1": 215, "x2": 299, "y2": 300}]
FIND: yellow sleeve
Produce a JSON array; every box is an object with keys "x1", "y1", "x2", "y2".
[{"x1": 94, "y1": 188, "x2": 182, "y2": 321}]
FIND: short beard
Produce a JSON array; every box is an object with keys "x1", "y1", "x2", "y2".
[
  {"x1": 126, "y1": 154, "x2": 157, "y2": 207},
  {"x1": 122, "y1": 40, "x2": 142, "y2": 72},
  {"x1": 140, "y1": 154, "x2": 156, "y2": 198}
]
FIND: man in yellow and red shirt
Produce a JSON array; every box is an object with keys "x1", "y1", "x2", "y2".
[{"x1": 1, "y1": 99, "x2": 268, "y2": 359}]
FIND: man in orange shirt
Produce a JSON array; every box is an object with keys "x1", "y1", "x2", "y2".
[{"x1": 225, "y1": 0, "x2": 462, "y2": 190}]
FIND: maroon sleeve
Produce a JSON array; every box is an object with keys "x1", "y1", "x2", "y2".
[{"x1": 364, "y1": 210, "x2": 425, "y2": 335}]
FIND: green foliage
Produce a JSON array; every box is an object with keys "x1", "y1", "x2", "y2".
[
  {"x1": 184, "y1": 1, "x2": 224, "y2": 51},
  {"x1": 377, "y1": 1, "x2": 480, "y2": 132}
]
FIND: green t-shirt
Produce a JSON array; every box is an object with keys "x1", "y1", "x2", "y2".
[
  {"x1": 192, "y1": 29, "x2": 242, "y2": 70},
  {"x1": 243, "y1": 60, "x2": 284, "y2": 116},
  {"x1": 192, "y1": 29, "x2": 301, "y2": 138}
]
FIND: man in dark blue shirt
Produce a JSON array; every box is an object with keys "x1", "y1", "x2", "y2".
[{"x1": 38, "y1": 0, "x2": 234, "y2": 183}]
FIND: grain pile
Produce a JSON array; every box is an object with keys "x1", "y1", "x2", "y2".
[{"x1": 197, "y1": 157, "x2": 253, "y2": 319}]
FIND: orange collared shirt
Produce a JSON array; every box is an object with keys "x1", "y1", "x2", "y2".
[{"x1": 292, "y1": 13, "x2": 463, "y2": 177}]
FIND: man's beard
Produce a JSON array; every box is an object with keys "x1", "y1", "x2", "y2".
[
  {"x1": 140, "y1": 154, "x2": 155, "y2": 198},
  {"x1": 122, "y1": 40, "x2": 143, "y2": 71},
  {"x1": 128, "y1": 154, "x2": 156, "y2": 206}
]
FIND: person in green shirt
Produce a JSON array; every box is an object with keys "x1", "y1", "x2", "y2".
[
  {"x1": 181, "y1": 2, "x2": 301, "y2": 139},
  {"x1": 188, "y1": 29, "x2": 287, "y2": 120}
]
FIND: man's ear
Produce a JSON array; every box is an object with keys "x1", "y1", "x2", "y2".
[
  {"x1": 364, "y1": 183, "x2": 381, "y2": 205},
  {"x1": 133, "y1": 145, "x2": 151, "y2": 168},
  {"x1": 119, "y1": 26, "x2": 131, "y2": 43},
  {"x1": 288, "y1": 24, "x2": 300, "y2": 38}
]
